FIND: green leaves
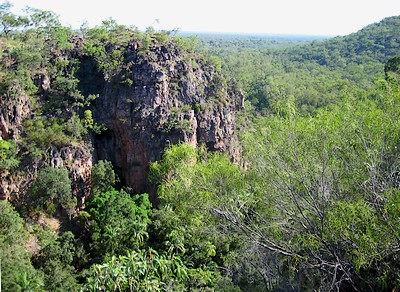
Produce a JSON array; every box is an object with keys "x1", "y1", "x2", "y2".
[
  {"x1": 0, "y1": 1, "x2": 29, "y2": 36},
  {"x1": 149, "y1": 143, "x2": 250, "y2": 288},
  {"x1": 23, "y1": 118, "x2": 70, "y2": 153},
  {"x1": 83, "y1": 249, "x2": 188, "y2": 291},
  {"x1": 0, "y1": 139, "x2": 19, "y2": 170},
  {"x1": 86, "y1": 189, "x2": 152, "y2": 259},
  {"x1": 237, "y1": 77, "x2": 400, "y2": 289},
  {"x1": 0, "y1": 200, "x2": 45, "y2": 291},
  {"x1": 1, "y1": 4, "x2": 400, "y2": 291},
  {"x1": 90, "y1": 160, "x2": 118, "y2": 195},
  {"x1": 29, "y1": 166, "x2": 74, "y2": 217},
  {"x1": 47, "y1": 75, "x2": 85, "y2": 110},
  {"x1": 32, "y1": 231, "x2": 81, "y2": 291}
]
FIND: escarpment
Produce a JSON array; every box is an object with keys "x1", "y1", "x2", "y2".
[
  {"x1": 0, "y1": 33, "x2": 243, "y2": 205},
  {"x1": 0, "y1": 85, "x2": 31, "y2": 140},
  {"x1": 91, "y1": 39, "x2": 244, "y2": 193}
]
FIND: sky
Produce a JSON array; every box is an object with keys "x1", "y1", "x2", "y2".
[{"x1": 9, "y1": 0, "x2": 400, "y2": 36}]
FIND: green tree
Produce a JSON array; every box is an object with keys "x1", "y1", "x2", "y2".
[
  {"x1": 83, "y1": 249, "x2": 188, "y2": 291},
  {"x1": 90, "y1": 160, "x2": 118, "y2": 195},
  {"x1": 0, "y1": 139, "x2": 19, "y2": 170},
  {"x1": 32, "y1": 231, "x2": 81, "y2": 291},
  {"x1": 0, "y1": 200, "x2": 44, "y2": 291},
  {"x1": 22, "y1": 117, "x2": 71, "y2": 161},
  {"x1": 235, "y1": 80, "x2": 400, "y2": 290},
  {"x1": 384, "y1": 56, "x2": 400, "y2": 83},
  {"x1": 149, "y1": 143, "x2": 247, "y2": 290},
  {"x1": 0, "y1": 1, "x2": 28, "y2": 36},
  {"x1": 29, "y1": 166, "x2": 76, "y2": 217},
  {"x1": 86, "y1": 189, "x2": 152, "y2": 260}
]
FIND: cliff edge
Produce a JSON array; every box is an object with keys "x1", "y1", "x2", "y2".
[{"x1": 89, "y1": 37, "x2": 243, "y2": 192}]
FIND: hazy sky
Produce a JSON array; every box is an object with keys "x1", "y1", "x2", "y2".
[{"x1": 9, "y1": 0, "x2": 400, "y2": 36}]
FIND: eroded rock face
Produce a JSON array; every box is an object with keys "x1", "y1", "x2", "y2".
[
  {"x1": 0, "y1": 87, "x2": 33, "y2": 201},
  {"x1": 93, "y1": 40, "x2": 243, "y2": 193},
  {"x1": 0, "y1": 144, "x2": 92, "y2": 207},
  {"x1": 0, "y1": 86, "x2": 31, "y2": 139},
  {"x1": 48, "y1": 144, "x2": 92, "y2": 208},
  {"x1": 1, "y1": 37, "x2": 243, "y2": 204},
  {"x1": 0, "y1": 84, "x2": 92, "y2": 205}
]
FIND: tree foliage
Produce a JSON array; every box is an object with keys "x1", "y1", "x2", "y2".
[
  {"x1": 0, "y1": 200, "x2": 44, "y2": 291},
  {"x1": 149, "y1": 143, "x2": 250, "y2": 289},
  {"x1": 147, "y1": 69, "x2": 400, "y2": 290},
  {"x1": 85, "y1": 189, "x2": 152, "y2": 260},
  {"x1": 82, "y1": 249, "x2": 189, "y2": 291},
  {"x1": 32, "y1": 230, "x2": 81, "y2": 291},
  {"x1": 90, "y1": 160, "x2": 118, "y2": 195},
  {"x1": 234, "y1": 78, "x2": 400, "y2": 290},
  {"x1": 0, "y1": 139, "x2": 19, "y2": 170},
  {"x1": 29, "y1": 166, "x2": 75, "y2": 217},
  {"x1": 1, "y1": 4, "x2": 400, "y2": 291}
]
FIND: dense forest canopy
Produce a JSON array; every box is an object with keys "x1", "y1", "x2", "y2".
[
  {"x1": 0, "y1": 2, "x2": 400, "y2": 291},
  {"x1": 200, "y1": 15, "x2": 400, "y2": 113}
]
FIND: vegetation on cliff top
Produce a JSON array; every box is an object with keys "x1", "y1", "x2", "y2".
[{"x1": 1, "y1": 1, "x2": 400, "y2": 290}]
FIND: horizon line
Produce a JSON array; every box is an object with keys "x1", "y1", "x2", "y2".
[{"x1": 176, "y1": 30, "x2": 335, "y2": 39}]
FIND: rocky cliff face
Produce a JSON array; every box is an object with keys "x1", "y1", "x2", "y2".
[
  {"x1": 0, "y1": 35, "x2": 243, "y2": 205},
  {"x1": 0, "y1": 83, "x2": 92, "y2": 205},
  {"x1": 0, "y1": 86, "x2": 32, "y2": 201},
  {"x1": 0, "y1": 84, "x2": 31, "y2": 140},
  {"x1": 48, "y1": 144, "x2": 92, "y2": 207},
  {"x1": 92, "y1": 39, "x2": 243, "y2": 193}
]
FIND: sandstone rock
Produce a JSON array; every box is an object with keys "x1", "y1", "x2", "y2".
[
  {"x1": 53, "y1": 144, "x2": 92, "y2": 208},
  {"x1": 92, "y1": 39, "x2": 243, "y2": 193},
  {"x1": 0, "y1": 85, "x2": 31, "y2": 139},
  {"x1": 0, "y1": 35, "x2": 243, "y2": 207},
  {"x1": 0, "y1": 114, "x2": 8, "y2": 138}
]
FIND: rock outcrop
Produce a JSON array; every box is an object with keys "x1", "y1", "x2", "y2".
[
  {"x1": 0, "y1": 143, "x2": 92, "y2": 206},
  {"x1": 0, "y1": 35, "x2": 243, "y2": 205},
  {"x1": 0, "y1": 84, "x2": 92, "y2": 205},
  {"x1": 0, "y1": 84, "x2": 31, "y2": 139},
  {"x1": 92, "y1": 39, "x2": 243, "y2": 193},
  {"x1": 0, "y1": 86, "x2": 33, "y2": 201},
  {"x1": 48, "y1": 144, "x2": 92, "y2": 208}
]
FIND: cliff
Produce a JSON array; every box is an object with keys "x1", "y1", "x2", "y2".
[
  {"x1": 90, "y1": 38, "x2": 243, "y2": 193},
  {"x1": 0, "y1": 87, "x2": 92, "y2": 205},
  {"x1": 0, "y1": 32, "x2": 243, "y2": 206}
]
